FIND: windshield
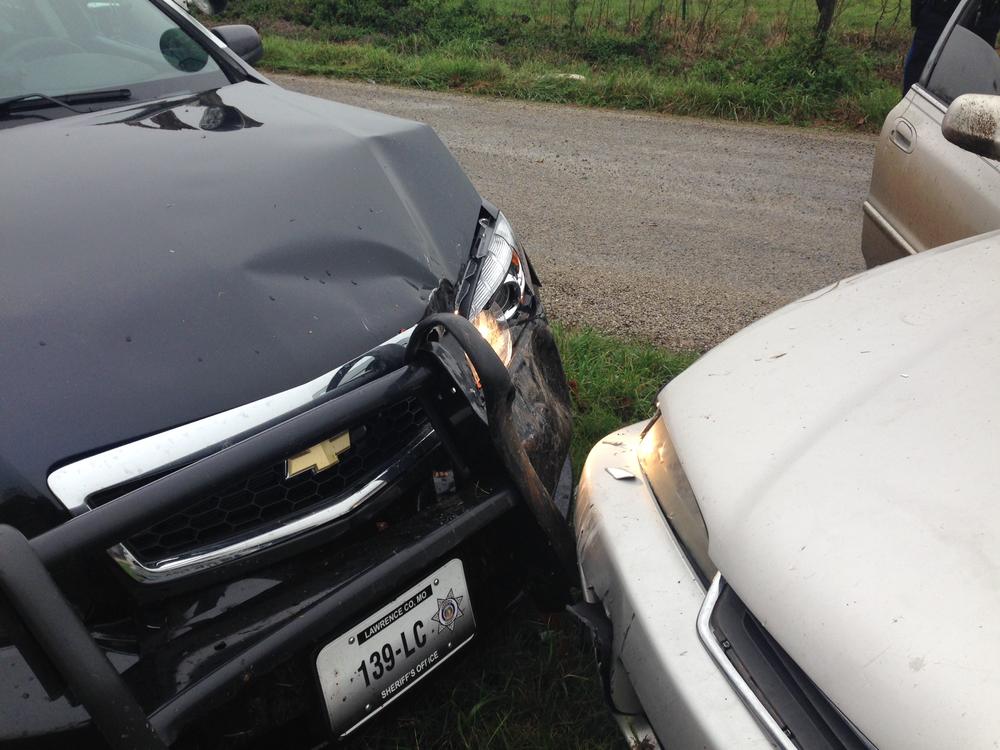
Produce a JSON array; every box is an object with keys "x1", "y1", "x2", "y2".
[{"x1": 0, "y1": 0, "x2": 231, "y2": 108}]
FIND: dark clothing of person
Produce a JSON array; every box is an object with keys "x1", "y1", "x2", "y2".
[
  {"x1": 904, "y1": 0, "x2": 960, "y2": 92},
  {"x1": 904, "y1": 0, "x2": 1000, "y2": 93}
]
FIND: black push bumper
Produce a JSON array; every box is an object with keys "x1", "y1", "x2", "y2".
[{"x1": 0, "y1": 314, "x2": 574, "y2": 749}]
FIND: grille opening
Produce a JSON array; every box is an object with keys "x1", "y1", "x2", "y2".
[
  {"x1": 710, "y1": 583, "x2": 876, "y2": 750},
  {"x1": 91, "y1": 397, "x2": 429, "y2": 564}
]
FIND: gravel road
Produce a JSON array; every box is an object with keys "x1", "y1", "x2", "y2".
[{"x1": 274, "y1": 74, "x2": 877, "y2": 351}]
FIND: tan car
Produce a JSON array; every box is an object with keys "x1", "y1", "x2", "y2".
[
  {"x1": 863, "y1": 0, "x2": 1000, "y2": 266},
  {"x1": 575, "y1": 229, "x2": 1000, "y2": 750}
]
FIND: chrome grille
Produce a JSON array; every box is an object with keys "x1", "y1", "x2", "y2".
[{"x1": 93, "y1": 397, "x2": 428, "y2": 565}]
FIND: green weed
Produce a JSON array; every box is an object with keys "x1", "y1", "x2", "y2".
[
  {"x1": 222, "y1": 0, "x2": 909, "y2": 130},
  {"x1": 554, "y1": 325, "x2": 697, "y2": 476}
]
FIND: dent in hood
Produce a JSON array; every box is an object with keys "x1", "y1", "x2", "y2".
[
  {"x1": 0, "y1": 82, "x2": 483, "y2": 501},
  {"x1": 660, "y1": 232, "x2": 1000, "y2": 750}
]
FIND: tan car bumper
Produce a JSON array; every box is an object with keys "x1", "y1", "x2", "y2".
[{"x1": 574, "y1": 422, "x2": 773, "y2": 750}]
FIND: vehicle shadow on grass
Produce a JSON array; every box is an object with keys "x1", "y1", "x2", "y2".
[{"x1": 339, "y1": 598, "x2": 622, "y2": 749}]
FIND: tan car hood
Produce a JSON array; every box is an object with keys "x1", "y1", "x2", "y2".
[{"x1": 661, "y1": 232, "x2": 1000, "y2": 750}]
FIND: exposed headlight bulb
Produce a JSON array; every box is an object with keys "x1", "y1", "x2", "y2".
[{"x1": 471, "y1": 305, "x2": 512, "y2": 367}]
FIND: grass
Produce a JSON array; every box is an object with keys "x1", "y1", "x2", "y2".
[
  {"x1": 221, "y1": 0, "x2": 909, "y2": 130},
  {"x1": 259, "y1": 33, "x2": 900, "y2": 127},
  {"x1": 342, "y1": 326, "x2": 694, "y2": 748},
  {"x1": 554, "y1": 326, "x2": 697, "y2": 475}
]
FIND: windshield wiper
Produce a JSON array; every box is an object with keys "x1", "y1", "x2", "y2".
[{"x1": 0, "y1": 88, "x2": 133, "y2": 113}]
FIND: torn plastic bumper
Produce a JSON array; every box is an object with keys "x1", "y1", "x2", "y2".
[{"x1": 0, "y1": 314, "x2": 573, "y2": 749}]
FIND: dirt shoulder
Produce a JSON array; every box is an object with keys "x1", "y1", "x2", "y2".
[{"x1": 274, "y1": 73, "x2": 876, "y2": 351}]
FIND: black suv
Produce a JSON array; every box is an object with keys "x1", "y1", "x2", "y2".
[{"x1": 0, "y1": 1, "x2": 573, "y2": 746}]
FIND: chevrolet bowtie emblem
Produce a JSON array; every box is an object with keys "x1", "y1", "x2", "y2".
[{"x1": 285, "y1": 431, "x2": 352, "y2": 479}]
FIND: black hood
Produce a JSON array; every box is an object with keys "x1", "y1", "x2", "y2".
[{"x1": 0, "y1": 81, "x2": 482, "y2": 511}]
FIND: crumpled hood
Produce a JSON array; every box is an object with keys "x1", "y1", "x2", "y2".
[
  {"x1": 661, "y1": 232, "x2": 1000, "y2": 750},
  {"x1": 0, "y1": 82, "x2": 482, "y2": 504}
]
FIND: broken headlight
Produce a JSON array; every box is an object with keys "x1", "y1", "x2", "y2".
[{"x1": 458, "y1": 212, "x2": 533, "y2": 367}]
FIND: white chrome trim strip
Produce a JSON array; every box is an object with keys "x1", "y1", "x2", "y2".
[
  {"x1": 863, "y1": 200, "x2": 917, "y2": 257},
  {"x1": 109, "y1": 429, "x2": 435, "y2": 582},
  {"x1": 48, "y1": 328, "x2": 414, "y2": 513},
  {"x1": 697, "y1": 573, "x2": 798, "y2": 750},
  {"x1": 911, "y1": 83, "x2": 947, "y2": 114}
]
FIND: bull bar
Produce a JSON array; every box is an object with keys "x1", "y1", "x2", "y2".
[{"x1": 0, "y1": 314, "x2": 575, "y2": 749}]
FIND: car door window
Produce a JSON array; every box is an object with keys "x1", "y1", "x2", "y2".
[{"x1": 926, "y1": 0, "x2": 1000, "y2": 103}]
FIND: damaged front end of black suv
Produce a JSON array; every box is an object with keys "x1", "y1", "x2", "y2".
[
  {"x1": 0, "y1": 6, "x2": 574, "y2": 741},
  {"x1": 0, "y1": 217, "x2": 574, "y2": 749}
]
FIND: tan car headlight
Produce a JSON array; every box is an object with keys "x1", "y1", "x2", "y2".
[{"x1": 637, "y1": 415, "x2": 716, "y2": 583}]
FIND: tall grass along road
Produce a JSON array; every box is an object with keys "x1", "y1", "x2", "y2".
[
  {"x1": 221, "y1": 0, "x2": 908, "y2": 130},
  {"x1": 275, "y1": 74, "x2": 873, "y2": 351}
]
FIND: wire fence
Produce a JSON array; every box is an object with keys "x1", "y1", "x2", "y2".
[{"x1": 490, "y1": 0, "x2": 910, "y2": 42}]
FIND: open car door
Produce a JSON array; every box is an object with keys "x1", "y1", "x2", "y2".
[{"x1": 863, "y1": 0, "x2": 1000, "y2": 266}]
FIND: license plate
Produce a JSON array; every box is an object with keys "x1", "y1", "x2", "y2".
[{"x1": 315, "y1": 558, "x2": 476, "y2": 737}]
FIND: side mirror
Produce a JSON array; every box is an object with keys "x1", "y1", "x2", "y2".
[
  {"x1": 211, "y1": 24, "x2": 263, "y2": 65},
  {"x1": 942, "y1": 93, "x2": 1000, "y2": 160}
]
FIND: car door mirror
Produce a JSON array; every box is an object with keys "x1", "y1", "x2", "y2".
[
  {"x1": 211, "y1": 24, "x2": 263, "y2": 65},
  {"x1": 942, "y1": 93, "x2": 1000, "y2": 160}
]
